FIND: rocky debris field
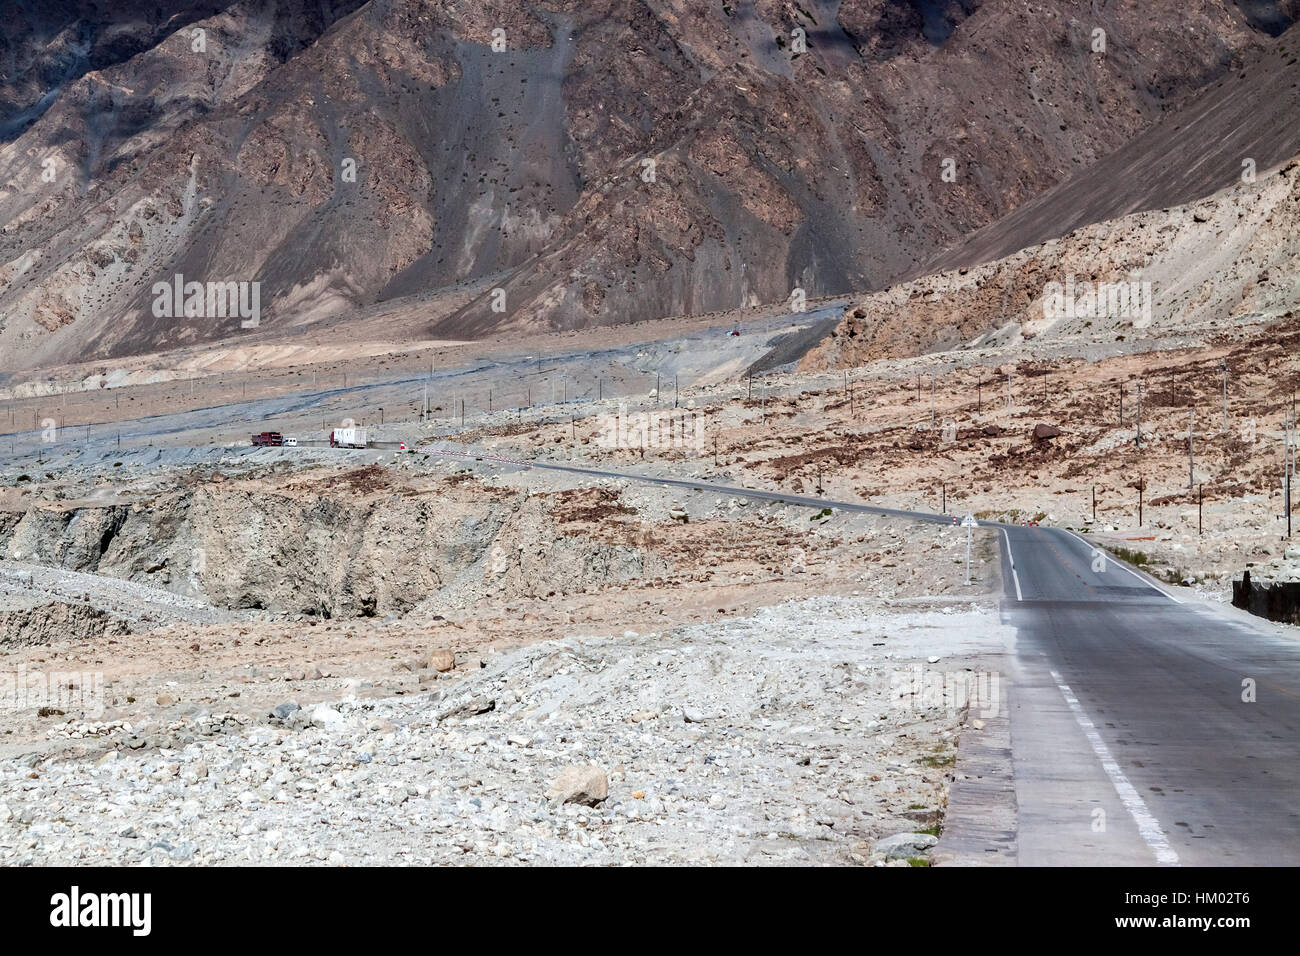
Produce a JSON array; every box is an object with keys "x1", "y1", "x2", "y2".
[
  {"x1": 0, "y1": 596, "x2": 1009, "y2": 866},
  {"x1": 455, "y1": 319, "x2": 1300, "y2": 602}
]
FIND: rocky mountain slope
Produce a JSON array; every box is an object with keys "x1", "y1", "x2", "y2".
[
  {"x1": 804, "y1": 22, "x2": 1300, "y2": 365},
  {"x1": 0, "y1": 0, "x2": 1289, "y2": 370},
  {"x1": 919, "y1": 16, "x2": 1300, "y2": 277},
  {"x1": 801, "y1": 151, "x2": 1300, "y2": 366}
]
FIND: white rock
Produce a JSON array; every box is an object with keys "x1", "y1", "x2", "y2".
[{"x1": 547, "y1": 765, "x2": 609, "y2": 806}]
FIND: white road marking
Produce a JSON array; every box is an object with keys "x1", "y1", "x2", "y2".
[
  {"x1": 1001, "y1": 528, "x2": 1023, "y2": 601},
  {"x1": 1062, "y1": 529, "x2": 1180, "y2": 603},
  {"x1": 1049, "y1": 668, "x2": 1180, "y2": 866}
]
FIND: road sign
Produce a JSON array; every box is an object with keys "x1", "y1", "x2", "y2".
[{"x1": 962, "y1": 514, "x2": 977, "y2": 584}]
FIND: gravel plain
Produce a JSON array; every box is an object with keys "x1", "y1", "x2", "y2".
[{"x1": 0, "y1": 595, "x2": 1008, "y2": 866}]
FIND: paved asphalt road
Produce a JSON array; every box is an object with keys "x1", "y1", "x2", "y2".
[
  {"x1": 432, "y1": 448, "x2": 1300, "y2": 866},
  {"x1": 1000, "y1": 525, "x2": 1300, "y2": 866}
]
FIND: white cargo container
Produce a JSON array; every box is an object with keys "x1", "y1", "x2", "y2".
[{"x1": 330, "y1": 427, "x2": 368, "y2": 449}]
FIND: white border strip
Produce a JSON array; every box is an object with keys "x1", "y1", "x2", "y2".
[
  {"x1": 1062, "y1": 529, "x2": 1180, "y2": 603},
  {"x1": 1001, "y1": 528, "x2": 1023, "y2": 601},
  {"x1": 1050, "y1": 668, "x2": 1179, "y2": 866}
]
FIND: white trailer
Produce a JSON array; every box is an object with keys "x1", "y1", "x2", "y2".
[{"x1": 330, "y1": 427, "x2": 368, "y2": 449}]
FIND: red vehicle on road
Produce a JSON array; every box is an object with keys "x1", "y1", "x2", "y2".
[{"x1": 251, "y1": 431, "x2": 284, "y2": 447}]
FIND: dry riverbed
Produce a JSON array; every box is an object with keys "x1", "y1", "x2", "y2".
[{"x1": 0, "y1": 594, "x2": 1009, "y2": 866}]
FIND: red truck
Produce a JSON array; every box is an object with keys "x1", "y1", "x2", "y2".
[{"x1": 251, "y1": 431, "x2": 284, "y2": 447}]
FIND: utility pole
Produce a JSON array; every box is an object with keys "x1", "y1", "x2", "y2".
[
  {"x1": 930, "y1": 375, "x2": 935, "y2": 430},
  {"x1": 1092, "y1": 485, "x2": 1096, "y2": 524},
  {"x1": 977, "y1": 376, "x2": 981, "y2": 414},
  {"x1": 1118, "y1": 382, "x2": 1123, "y2": 426},
  {"x1": 941, "y1": 482, "x2": 946, "y2": 514},
  {"x1": 1139, "y1": 478, "x2": 1144, "y2": 528},
  {"x1": 1199, "y1": 484, "x2": 1203, "y2": 536},
  {"x1": 1136, "y1": 383, "x2": 1144, "y2": 448},
  {"x1": 1221, "y1": 360, "x2": 1228, "y2": 433},
  {"x1": 1188, "y1": 408, "x2": 1195, "y2": 493},
  {"x1": 674, "y1": 375, "x2": 679, "y2": 409},
  {"x1": 1288, "y1": 415, "x2": 1294, "y2": 539}
]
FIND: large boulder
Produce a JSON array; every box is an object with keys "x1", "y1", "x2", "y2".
[
  {"x1": 873, "y1": 831, "x2": 939, "y2": 860},
  {"x1": 547, "y1": 765, "x2": 608, "y2": 806}
]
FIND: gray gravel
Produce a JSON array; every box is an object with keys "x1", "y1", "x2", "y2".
[{"x1": 0, "y1": 595, "x2": 1007, "y2": 866}]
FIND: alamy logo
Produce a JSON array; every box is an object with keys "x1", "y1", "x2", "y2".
[
  {"x1": 889, "y1": 667, "x2": 1001, "y2": 718},
  {"x1": 1, "y1": 665, "x2": 103, "y2": 717},
  {"x1": 1043, "y1": 274, "x2": 1152, "y2": 328},
  {"x1": 594, "y1": 404, "x2": 706, "y2": 451},
  {"x1": 152, "y1": 274, "x2": 260, "y2": 328},
  {"x1": 50, "y1": 886, "x2": 151, "y2": 936}
]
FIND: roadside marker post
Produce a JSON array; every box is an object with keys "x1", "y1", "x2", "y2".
[{"x1": 962, "y1": 513, "x2": 978, "y2": 585}]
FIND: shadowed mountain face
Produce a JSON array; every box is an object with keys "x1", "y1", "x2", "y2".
[
  {"x1": 1233, "y1": 0, "x2": 1300, "y2": 35},
  {"x1": 0, "y1": 0, "x2": 1288, "y2": 370},
  {"x1": 920, "y1": 22, "x2": 1300, "y2": 279},
  {"x1": 803, "y1": 26, "x2": 1300, "y2": 366}
]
